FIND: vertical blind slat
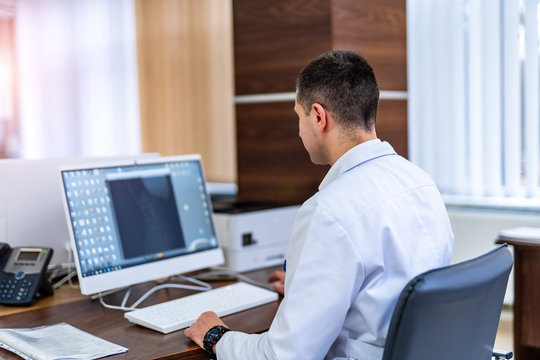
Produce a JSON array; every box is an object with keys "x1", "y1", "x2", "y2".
[
  {"x1": 503, "y1": 0, "x2": 522, "y2": 196},
  {"x1": 406, "y1": 0, "x2": 422, "y2": 168},
  {"x1": 420, "y1": 0, "x2": 437, "y2": 179},
  {"x1": 524, "y1": 0, "x2": 539, "y2": 197},
  {"x1": 434, "y1": 0, "x2": 453, "y2": 192},
  {"x1": 468, "y1": 0, "x2": 485, "y2": 196},
  {"x1": 452, "y1": 0, "x2": 468, "y2": 194},
  {"x1": 482, "y1": 0, "x2": 502, "y2": 196}
]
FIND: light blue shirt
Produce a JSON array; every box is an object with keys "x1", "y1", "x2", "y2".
[{"x1": 217, "y1": 139, "x2": 454, "y2": 360}]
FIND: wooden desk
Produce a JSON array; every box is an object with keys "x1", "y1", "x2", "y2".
[
  {"x1": 496, "y1": 236, "x2": 540, "y2": 360},
  {"x1": 0, "y1": 267, "x2": 280, "y2": 360}
]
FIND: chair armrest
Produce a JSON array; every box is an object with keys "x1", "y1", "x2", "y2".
[{"x1": 492, "y1": 349, "x2": 513, "y2": 359}]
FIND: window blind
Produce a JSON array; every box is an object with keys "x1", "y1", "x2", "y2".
[{"x1": 408, "y1": 0, "x2": 540, "y2": 206}]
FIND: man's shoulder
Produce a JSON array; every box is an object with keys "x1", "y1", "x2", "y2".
[{"x1": 313, "y1": 154, "x2": 440, "y2": 218}]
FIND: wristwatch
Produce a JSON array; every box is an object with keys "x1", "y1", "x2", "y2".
[{"x1": 203, "y1": 325, "x2": 230, "y2": 359}]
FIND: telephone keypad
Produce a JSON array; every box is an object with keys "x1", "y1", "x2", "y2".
[{"x1": 0, "y1": 277, "x2": 35, "y2": 302}]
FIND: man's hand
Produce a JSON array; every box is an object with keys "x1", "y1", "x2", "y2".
[
  {"x1": 185, "y1": 311, "x2": 228, "y2": 350},
  {"x1": 268, "y1": 270, "x2": 286, "y2": 295}
]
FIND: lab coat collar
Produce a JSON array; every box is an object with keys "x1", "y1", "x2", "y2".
[{"x1": 318, "y1": 139, "x2": 397, "y2": 190}]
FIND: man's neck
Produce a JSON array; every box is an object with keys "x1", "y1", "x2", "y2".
[{"x1": 328, "y1": 131, "x2": 377, "y2": 166}]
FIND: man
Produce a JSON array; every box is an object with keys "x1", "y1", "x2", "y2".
[{"x1": 185, "y1": 49, "x2": 454, "y2": 359}]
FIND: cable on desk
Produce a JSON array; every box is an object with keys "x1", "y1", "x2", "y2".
[
  {"x1": 48, "y1": 261, "x2": 79, "y2": 290},
  {"x1": 48, "y1": 247, "x2": 81, "y2": 290},
  {"x1": 98, "y1": 275, "x2": 212, "y2": 311},
  {"x1": 51, "y1": 271, "x2": 77, "y2": 289}
]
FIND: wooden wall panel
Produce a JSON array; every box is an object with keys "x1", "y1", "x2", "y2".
[
  {"x1": 235, "y1": 100, "x2": 407, "y2": 204},
  {"x1": 236, "y1": 102, "x2": 328, "y2": 204},
  {"x1": 331, "y1": 0, "x2": 407, "y2": 91},
  {"x1": 233, "y1": 0, "x2": 332, "y2": 95},
  {"x1": 233, "y1": 0, "x2": 408, "y2": 203},
  {"x1": 376, "y1": 100, "x2": 408, "y2": 158},
  {"x1": 135, "y1": 0, "x2": 236, "y2": 182}
]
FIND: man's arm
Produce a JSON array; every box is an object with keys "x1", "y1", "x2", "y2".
[{"x1": 184, "y1": 271, "x2": 285, "y2": 352}]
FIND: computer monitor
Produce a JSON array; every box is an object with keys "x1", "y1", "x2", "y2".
[
  {"x1": 0, "y1": 154, "x2": 159, "y2": 266},
  {"x1": 59, "y1": 154, "x2": 224, "y2": 295}
]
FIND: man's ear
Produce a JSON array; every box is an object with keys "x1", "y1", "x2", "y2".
[{"x1": 311, "y1": 103, "x2": 328, "y2": 132}]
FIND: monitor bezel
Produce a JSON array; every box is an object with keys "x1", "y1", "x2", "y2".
[{"x1": 59, "y1": 154, "x2": 224, "y2": 295}]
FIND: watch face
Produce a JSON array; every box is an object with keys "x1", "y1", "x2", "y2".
[{"x1": 207, "y1": 327, "x2": 221, "y2": 339}]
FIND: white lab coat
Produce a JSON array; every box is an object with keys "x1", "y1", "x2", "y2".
[{"x1": 216, "y1": 139, "x2": 454, "y2": 360}]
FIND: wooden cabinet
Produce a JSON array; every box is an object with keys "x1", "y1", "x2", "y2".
[
  {"x1": 233, "y1": 0, "x2": 408, "y2": 204},
  {"x1": 496, "y1": 237, "x2": 540, "y2": 360}
]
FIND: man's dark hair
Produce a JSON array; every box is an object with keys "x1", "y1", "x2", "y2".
[{"x1": 296, "y1": 49, "x2": 379, "y2": 131}]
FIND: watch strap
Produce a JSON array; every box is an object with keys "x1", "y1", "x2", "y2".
[{"x1": 203, "y1": 325, "x2": 230, "y2": 359}]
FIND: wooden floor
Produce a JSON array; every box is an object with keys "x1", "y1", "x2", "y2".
[{"x1": 494, "y1": 305, "x2": 513, "y2": 352}]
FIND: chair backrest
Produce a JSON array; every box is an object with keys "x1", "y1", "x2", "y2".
[{"x1": 382, "y1": 244, "x2": 513, "y2": 360}]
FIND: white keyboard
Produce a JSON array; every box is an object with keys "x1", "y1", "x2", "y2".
[{"x1": 124, "y1": 282, "x2": 279, "y2": 334}]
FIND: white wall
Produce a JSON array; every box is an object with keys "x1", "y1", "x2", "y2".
[{"x1": 447, "y1": 206, "x2": 540, "y2": 304}]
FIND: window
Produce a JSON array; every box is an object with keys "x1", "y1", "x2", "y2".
[
  {"x1": 14, "y1": 0, "x2": 141, "y2": 158},
  {"x1": 407, "y1": 0, "x2": 540, "y2": 210},
  {"x1": 0, "y1": 1, "x2": 18, "y2": 158}
]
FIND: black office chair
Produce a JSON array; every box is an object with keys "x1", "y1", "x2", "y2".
[{"x1": 382, "y1": 244, "x2": 513, "y2": 360}]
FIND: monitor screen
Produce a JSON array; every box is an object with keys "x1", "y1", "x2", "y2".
[{"x1": 60, "y1": 154, "x2": 224, "y2": 295}]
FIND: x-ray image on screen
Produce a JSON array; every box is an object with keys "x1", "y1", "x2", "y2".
[{"x1": 107, "y1": 175, "x2": 185, "y2": 260}]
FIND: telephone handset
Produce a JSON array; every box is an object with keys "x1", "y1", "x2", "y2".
[{"x1": 0, "y1": 243, "x2": 54, "y2": 306}]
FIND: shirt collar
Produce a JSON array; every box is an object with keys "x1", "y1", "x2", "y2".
[{"x1": 318, "y1": 139, "x2": 397, "y2": 190}]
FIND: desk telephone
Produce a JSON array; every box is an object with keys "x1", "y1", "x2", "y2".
[{"x1": 0, "y1": 243, "x2": 53, "y2": 306}]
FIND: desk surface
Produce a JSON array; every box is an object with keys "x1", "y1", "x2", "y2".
[
  {"x1": 497, "y1": 236, "x2": 540, "y2": 248},
  {"x1": 0, "y1": 267, "x2": 280, "y2": 360}
]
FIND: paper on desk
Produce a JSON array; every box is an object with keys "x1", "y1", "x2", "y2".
[{"x1": 0, "y1": 323, "x2": 128, "y2": 360}]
